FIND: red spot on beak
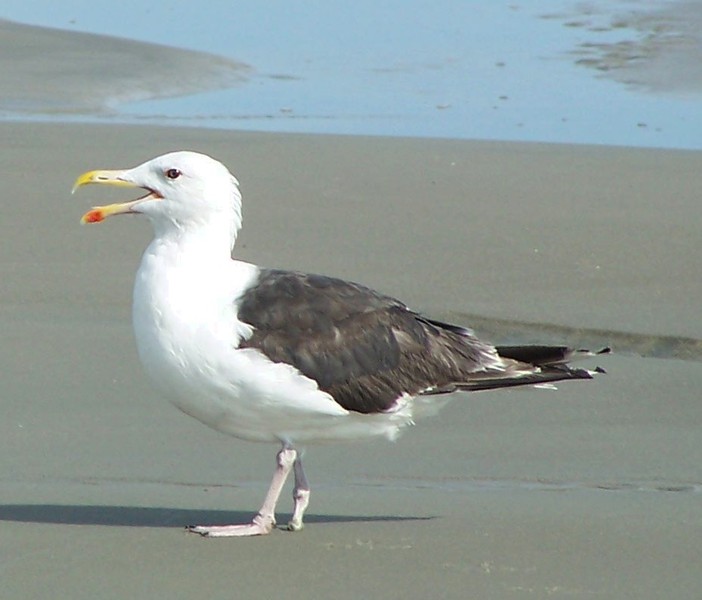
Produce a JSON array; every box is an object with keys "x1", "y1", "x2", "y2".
[{"x1": 82, "y1": 209, "x2": 105, "y2": 224}]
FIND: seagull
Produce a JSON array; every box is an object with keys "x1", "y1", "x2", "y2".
[{"x1": 73, "y1": 151, "x2": 607, "y2": 537}]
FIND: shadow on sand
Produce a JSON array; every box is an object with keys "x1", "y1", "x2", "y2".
[{"x1": 0, "y1": 504, "x2": 434, "y2": 528}]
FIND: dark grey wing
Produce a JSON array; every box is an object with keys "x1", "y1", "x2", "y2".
[{"x1": 236, "y1": 269, "x2": 501, "y2": 414}]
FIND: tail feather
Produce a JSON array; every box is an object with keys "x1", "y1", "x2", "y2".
[
  {"x1": 418, "y1": 317, "x2": 609, "y2": 395},
  {"x1": 420, "y1": 345, "x2": 609, "y2": 396},
  {"x1": 496, "y1": 345, "x2": 611, "y2": 367},
  {"x1": 421, "y1": 363, "x2": 597, "y2": 395}
]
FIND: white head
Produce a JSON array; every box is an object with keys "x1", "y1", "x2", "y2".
[{"x1": 73, "y1": 151, "x2": 242, "y2": 247}]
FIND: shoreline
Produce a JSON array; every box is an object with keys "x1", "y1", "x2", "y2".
[
  {"x1": 3, "y1": 10, "x2": 702, "y2": 149},
  {"x1": 0, "y1": 19, "x2": 249, "y2": 117}
]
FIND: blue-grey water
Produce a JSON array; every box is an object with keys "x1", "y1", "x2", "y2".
[{"x1": 2, "y1": 0, "x2": 701, "y2": 149}]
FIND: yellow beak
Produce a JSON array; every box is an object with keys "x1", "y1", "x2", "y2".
[{"x1": 72, "y1": 169, "x2": 146, "y2": 224}]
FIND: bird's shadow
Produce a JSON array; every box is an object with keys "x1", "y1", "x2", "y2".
[{"x1": 0, "y1": 504, "x2": 434, "y2": 528}]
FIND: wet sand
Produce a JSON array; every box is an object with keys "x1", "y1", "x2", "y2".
[
  {"x1": 0, "y1": 19, "x2": 248, "y2": 115},
  {"x1": 548, "y1": 0, "x2": 702, "y2": 94},
  {"x1": 1, "y1": 121, "x2": 700, "y2": 599}
]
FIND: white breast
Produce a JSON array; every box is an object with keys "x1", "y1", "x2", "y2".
[{"x1": 130, "y1": 243, "x2": 381, "y2": 444}]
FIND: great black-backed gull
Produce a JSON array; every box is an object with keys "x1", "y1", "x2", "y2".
[{"x1": 73, "y1": 151, "x2": 607, "y2": 537}]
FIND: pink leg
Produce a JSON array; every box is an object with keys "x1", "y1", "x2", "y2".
[
  {"x1": 287, "y1": 456, "x2": 310, "y2": 531},
  {"x1": 188, "y1": 446, "x2": 297, "y2": 537}
]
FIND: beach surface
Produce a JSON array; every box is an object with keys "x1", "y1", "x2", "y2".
[
  {"x1": 1, "y1": 121, "x2": 700, "y2": 599},
  {"x1": 1, "y1": 8, "x2": 701, "y2": 599},
  {"x1": 0, "y1": 18, "x2": 249, "y2": 116}
]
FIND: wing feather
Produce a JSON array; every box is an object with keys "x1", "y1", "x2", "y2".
[
  {"x1": 236, "y1": 270, "x2": 500, "y2": 413},
  {"x1": 236, "y1": 270, "x2": 606, "y2": 414}
]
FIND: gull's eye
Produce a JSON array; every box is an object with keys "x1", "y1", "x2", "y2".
[{"x1": 166, "y1": 168, "x2": 182, "y2": 180}]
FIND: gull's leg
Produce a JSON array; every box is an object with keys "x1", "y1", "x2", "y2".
[
  {"x1": 188, "y1": 445, "x2": 296, "y2": 537},
  {"x1": 287, "y1": 455, "x2": 310, "y2": 532}
]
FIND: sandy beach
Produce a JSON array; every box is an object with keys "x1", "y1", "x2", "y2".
[
  {"x1": 1, "y1": 121, "x2": 700, "y2": 599},
  {"x1": 1, "y1": 19, "x2": 701, "y2": 600}
]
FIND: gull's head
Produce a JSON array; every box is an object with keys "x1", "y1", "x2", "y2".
[{"x1": 73, "y1": 151, "x2": 241, "y2": 233}]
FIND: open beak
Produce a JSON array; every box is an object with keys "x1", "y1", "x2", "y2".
[{"x1": 72, "y1": 169, "x2": 159, "y2": 224}]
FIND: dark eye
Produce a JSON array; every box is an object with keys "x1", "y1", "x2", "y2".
[{"x1": 165, "y1": 168, "x2": 182, "y2": 180}]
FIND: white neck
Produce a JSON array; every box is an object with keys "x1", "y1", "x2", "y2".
[
  {"x1": 131, "y1": 213, "x2": 257, "y2": 382},
  {"x1": 135, "y1": 219, "x2": 238, "y2": 326},
  {"x1": 148, "y1": 202, "x2": 241, "y2": 256}
]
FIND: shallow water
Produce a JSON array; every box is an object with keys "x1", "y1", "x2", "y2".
[{"x1": 2, "y1": 0, "x2": 701, "y2": 148}]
